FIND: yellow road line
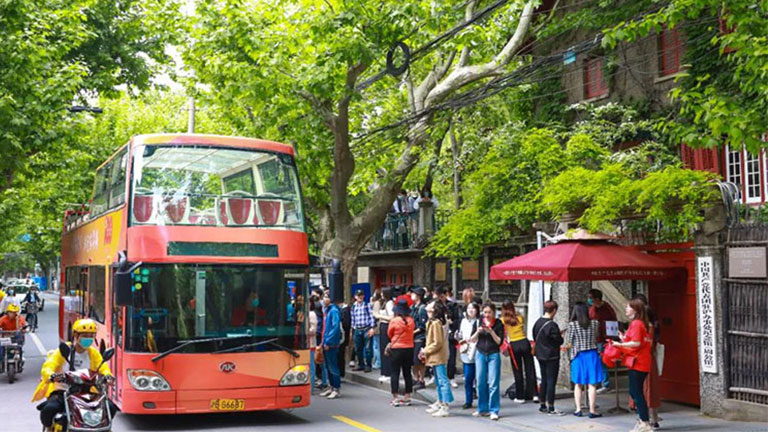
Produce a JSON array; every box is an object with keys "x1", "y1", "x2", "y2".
[{"x1": 332, "y1": 415, "x2": 382, "y2": 432}]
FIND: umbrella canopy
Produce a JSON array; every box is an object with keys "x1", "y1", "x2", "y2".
[{"x1": 490, "y1": 240, "x2": 684, "y2": 282}]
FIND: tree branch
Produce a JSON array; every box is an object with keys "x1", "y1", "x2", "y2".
[
  {"x1": 458, "y1": 0, "x2": 480, "y2": 67},
  {"x1": 424, "y1": 0, "x2": 536, "y2": 109}
]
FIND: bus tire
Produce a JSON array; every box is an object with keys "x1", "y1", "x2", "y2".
[{"x1": 8, "y1": 363, "x2": 15, "y2": 384}]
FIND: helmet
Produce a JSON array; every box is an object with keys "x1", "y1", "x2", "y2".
[
  {"x1": 73, "y1": 318, "x2": 98, "y2": 334},
  {"x1": 6, "y1": 303, "x2": 20, "y2": 313}
]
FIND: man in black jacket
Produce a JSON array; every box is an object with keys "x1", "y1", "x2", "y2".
[
  {"x1": 532, "y1": 300, "x2": 565, "y2": 415},
  {"x1": 436, "y1": 285, "x2": 460, "y2": 387}
]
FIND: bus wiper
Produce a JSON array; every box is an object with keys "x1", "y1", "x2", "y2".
[
  {"x1": 214, "y1": 338, "x2": 300, "y2": 358},
  {"x1": 213, "y1": 337, "x2": 279, "y2": 354},
  {"x1": 151, "y1": 334, "x2": 254, "y2": 362}
]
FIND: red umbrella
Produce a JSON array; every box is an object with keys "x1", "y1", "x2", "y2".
[{"x1": 490, "y1": 240, "x2": 683, "y2": 282}]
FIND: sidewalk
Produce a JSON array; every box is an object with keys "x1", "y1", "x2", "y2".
[{"x1": 344, "y1": 368, "x2": 767, "y2": 432}]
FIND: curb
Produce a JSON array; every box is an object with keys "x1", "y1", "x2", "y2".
[{"x1": 344, "y1": 371, "x2": 435, "y2": 403}]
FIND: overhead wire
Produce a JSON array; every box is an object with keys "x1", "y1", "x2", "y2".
[{"x1": 354, "y1": 14, "x2": 719, "y2": 141}]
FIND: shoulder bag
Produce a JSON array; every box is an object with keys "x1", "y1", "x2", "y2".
[
  {"x1": 531, "y1": 320, "x2": 553, "y2": 357},
  {"x1": 384, "y1": 317, "x2": 405, "y2": 357}
]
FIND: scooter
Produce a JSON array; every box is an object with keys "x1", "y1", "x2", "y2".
[
  {"x1": 46, "y1": 344, "x2": 115, "y2": 432},
  {"x1": 0, "y1": 328, "x2": 26, "y2": 383}
]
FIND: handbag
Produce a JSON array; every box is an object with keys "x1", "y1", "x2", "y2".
[
  {"x1": 315, "y1": 348, "x2": 324, "y2": 365},
  {"x1": 655, "y1": 343, "x2": 665, "y2": 376}
]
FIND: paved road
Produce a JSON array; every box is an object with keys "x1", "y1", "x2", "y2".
[{"x1": 2, "y1": 296, "x2": 765, "y2": 432}]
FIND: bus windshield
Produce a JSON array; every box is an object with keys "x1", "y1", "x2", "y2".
[
  {"x1": 125, "y1": 264, "x2": 307, "y2": 354},
  {"x1": 131, "y1": 145, "x2": 304, "y2": 231}
]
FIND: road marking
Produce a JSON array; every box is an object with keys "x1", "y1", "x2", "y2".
[
  {"x1": 332, "y1": 415, "x2": 382, "y2": 432},
  {"x1": 29, "y1": 332, "x2": 47, "y2": 356}
]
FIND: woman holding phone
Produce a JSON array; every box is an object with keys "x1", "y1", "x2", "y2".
[
  {"x1": 613, "y1": 299, "x2": 653, "y2": 432},
  {"x1": 470, "y1": 302, "x2": 504, "y2": 420}
]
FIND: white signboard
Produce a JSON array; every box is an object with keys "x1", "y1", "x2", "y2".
[
  {"x1": 697, "y1": 256, "x2": 718, "y2": 374},
  {"x1": 605, "y1": 320, "x2": 619, "y2": 338}
]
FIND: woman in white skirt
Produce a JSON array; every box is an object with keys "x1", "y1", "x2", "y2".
[{"x1": 567, "y1": 302, "x2": 604, "y2": 418}]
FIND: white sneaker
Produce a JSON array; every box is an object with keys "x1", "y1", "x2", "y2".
[
  {"x1": 432, "y1": 405, "x2": 450, "y2": 417},
  {"x1": 378, "y1": 375, "x2": 390, "y2": 383},
  {"x1": 425, "y1": 402, "x2": 440, "y2": 414},
  {"x1": 319, "y1": 388, "x2": 333, "y2": 397},
  {"x1": 596, "y1": 386, "x2": 611, "y2": 394},
  {"x1": 425, "y1": 377, "x2": 435, "y2": 386},
  {"x1": 327, "y1": 390, "x2": 340, "y2": 399},
  {"x1": 513, "y1": 398, "x2": 526, "y2": 404},
  {"x1": 450, "y1": 379, "x2": 459, "y2": 388},
  {"x1": 490, "y1": 413, "x2": 499, "y2": 421},
  {"x1": 533, "y1": 395, "x2": 540, "y2": 402},
  {"x1": 349, "y1": 361, "x2": 356, "y2": 367}
]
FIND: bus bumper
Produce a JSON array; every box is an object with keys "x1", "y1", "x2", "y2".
[{"x1": 119, "y1": 385, "x2": 311, "y2": 414}]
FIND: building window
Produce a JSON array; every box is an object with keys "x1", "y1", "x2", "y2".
[
  {"x1": 743, "y1": 149, "x2": 762, "y2": 203},
  {"x1": 658, "y1": 27, "x2": 683, "y2": 77},
  {"x1": 584, "y1": 57, "x2": 608, "y2": 99},
  {"x1": 726, "y1": 145, "x2": 742, "y2": 188}
]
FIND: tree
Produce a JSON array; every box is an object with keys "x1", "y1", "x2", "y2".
[
  {"x1": 187, "y1": 0, "x2": 538, "y2": 298},
  {"x1": 0, "y1": 0, "x2": 180, "y2": 200}
]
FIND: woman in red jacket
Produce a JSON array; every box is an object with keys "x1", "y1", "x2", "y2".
[
  {"x1": 614, "y1": 299, "x2": 653, "y2": 432},
  {"x1": 387, "y1": 299, "x2": 415, "y2": 406}
]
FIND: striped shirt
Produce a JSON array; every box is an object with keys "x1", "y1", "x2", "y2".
[{"x1": 567, "y1": 320, "x2": 599, "y2": 360}]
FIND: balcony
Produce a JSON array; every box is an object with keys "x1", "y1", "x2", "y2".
[{"x1": 363, "y1": 200, "x2": 445, "y2": 254}]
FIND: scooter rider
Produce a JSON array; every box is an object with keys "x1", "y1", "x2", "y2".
[
  {"x1": 32, "y1": 318, "x2": 117, "y2": 431},
  {"x1": 0, "y1": 303, "x2": 27, "y2": 331}
]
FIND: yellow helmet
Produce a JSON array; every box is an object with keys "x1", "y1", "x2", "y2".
[
  {"x1": 6, "y1": 303, "x2": 20, "y2": 313},
  {"x1": 73, "y1": 318, "x2": 98, "y2": 334}
]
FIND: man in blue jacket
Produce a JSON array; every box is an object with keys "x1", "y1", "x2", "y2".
[{"x1": 319, "y1": 293, "x2": 343, "y2": 399}]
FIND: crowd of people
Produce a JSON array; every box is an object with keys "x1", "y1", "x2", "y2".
[{"x1": 308, "y1": 284, "x2": 661, "y2": 432}]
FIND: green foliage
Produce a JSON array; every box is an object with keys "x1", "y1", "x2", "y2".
[
  {"x1": 604, "y1": 0, "x2": 768, "y2": 153},
  {"x1": 429, "y1": 104, "x2": 716, "y2": 259}
]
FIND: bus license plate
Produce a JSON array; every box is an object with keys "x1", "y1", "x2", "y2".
[{"x1": 210, "y1": 399, "x2": 245, "y2": 411}]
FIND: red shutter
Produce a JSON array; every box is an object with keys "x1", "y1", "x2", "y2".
[
  {"x1": 681, "y1": 144, "x2": 720, "y2": 174},
  {"x1": 719, "y1": 13, "x2": 736, "y2": 54},
  {"x1": 659, "y1": 27, "x2": 683, "y2": 76},
  {"x1": 584, "y1": 57, "x2": 607, "y2": 99}
]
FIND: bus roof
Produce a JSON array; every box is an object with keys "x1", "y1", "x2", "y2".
[{"x1": 130, "y1": 134, "x2": 295, "y2": 156}]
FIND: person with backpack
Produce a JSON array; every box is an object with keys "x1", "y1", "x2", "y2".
[
  {"x1": 567, "y1": 302, "x2": 604, "y2": 418},
  {"x1": 533, "y1": 300, "x2": 566, "y2": 415},
  {"x1": 457, "y1": 301, "x2": 479, "y2": 409}
]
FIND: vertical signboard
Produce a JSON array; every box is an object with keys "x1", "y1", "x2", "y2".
[{"x1": 697, "y1": 256, "x2": 717, "y2": 374}]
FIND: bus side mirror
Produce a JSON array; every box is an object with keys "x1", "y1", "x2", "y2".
[
  {"x1": 114, "y1": 270, "x2": 133, "y2": 307},
  {"x1": 59, "y1": 342, "x2": 71, "y2": 363},
  {"x1": 102, "y1": 348, "x2": 115, "y2": 362}
]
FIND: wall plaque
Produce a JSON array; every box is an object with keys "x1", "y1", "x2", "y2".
[{"x1": 728, "y1": 247, "x2": 767, "y2": 278}]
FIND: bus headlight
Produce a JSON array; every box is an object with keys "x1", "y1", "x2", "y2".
[
  {"x1": 128, "y1": 370, "x2": 171, "y2": 391},
  {"x1": 280, "y1": 365, "x2": 309, "y2": 386}
]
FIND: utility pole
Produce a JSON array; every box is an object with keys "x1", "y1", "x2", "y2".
[{"x1": 187, "y1": 97, "x2": 196, "y2": 133}]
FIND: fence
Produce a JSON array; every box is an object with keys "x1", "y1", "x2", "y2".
[{"x1": 725, "y1": 224, "x2": 768, "y2": 406}]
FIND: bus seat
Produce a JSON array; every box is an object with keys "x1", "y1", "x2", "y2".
[
  {"x1": 226, "y1": 197, "x2": 254, "y2": 225},
  {"x1": 256, "y1": 200, "x2": 283, "y2": 226},
  {"x1": 133, "y1": 195, "x2": 154, "y2": 223},
  {"x1": 163, "y1": 196, "x2": 189, "y2": 224}
]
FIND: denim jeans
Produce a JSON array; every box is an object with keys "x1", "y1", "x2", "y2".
[
  {"x1": 324, "y1": 347, "x2": 341, "y2": 389},
  {"x1": 372, "y1": 332, "x2": 381, "y2": 369},
  {"x1": 476, "y1": 351, "x2": 501, "y2": 414},
  {"x1": 353, "y1": 328, "x2": 373, "y2": 369},
  {"x1": 596, "y1": 342, "x2": 611, "y2": 388},
  {"x1": 433, "y1": 364, "x2": 454, "y2": 403},
  {"x1": 463, "y1": 362, "x2": 476, "y2": 405},
  {"x1": 310, "y1": 349, "x2": 316, "y2": 388}
]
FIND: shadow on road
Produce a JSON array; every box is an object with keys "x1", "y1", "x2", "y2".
[{"x1": 119, "y1": 410, "x2": 310, "y2": 430}]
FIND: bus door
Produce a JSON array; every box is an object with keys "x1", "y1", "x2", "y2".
[{"x1": 110, "y1": 269, "x2": 125, "y2": 404}]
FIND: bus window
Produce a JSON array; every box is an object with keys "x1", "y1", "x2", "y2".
[
  {"x1": 223, "y1": 169, "x2": 255, "y2": 194},
  {"x1": 108, "y1": 149, "x2": 127, "y2": 208},
  {"x1": 92, "y1": 162, "x2": 112, "y2": 216},
  {"x1": 124, "y1": 264, "x2": 308, "y2": 354},
  {"x1": 88, "y1": 266, "x2": 106, "y2": 323}
]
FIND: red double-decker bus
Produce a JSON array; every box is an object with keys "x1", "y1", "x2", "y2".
[{"x1": 60, "y1": 134, "x2": 310, "y2": 414}]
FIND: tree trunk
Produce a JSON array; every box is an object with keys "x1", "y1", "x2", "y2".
[{"x1": 340, "y1": 253, "x2": 359, "y2": 305}]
